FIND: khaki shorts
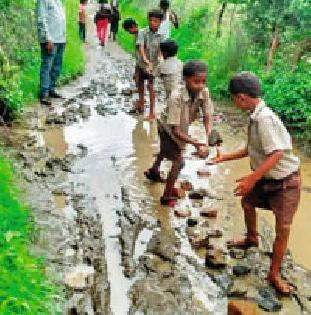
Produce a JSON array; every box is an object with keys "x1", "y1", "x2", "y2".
[
  {"x1": 157, "y1": 121, "x2": 182, "y2": 162},
  {"x1": 242, "y1": 171, "x2": 301, "y2": 226}
]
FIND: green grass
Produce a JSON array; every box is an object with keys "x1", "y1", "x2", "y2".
[{"x1": 0, "y1": 156, "x2": 62, "y2": 315}]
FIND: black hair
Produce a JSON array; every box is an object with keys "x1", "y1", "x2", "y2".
[
  {"x1": 148, "y1": 9, "x2": 163, "y2": 20},
  {"x1": 122, "y1": 18, "x2": 137, "y2": 30},
  {"x1": 183, "y1": 60, "x2": 207, "y2": 77},
  {"x1": 229, "y1": 72, "x2": 262, "y2": 98},
  {"x1": 160, "y1": 0, "x2": 170, "y2": 9},
  {"x1": 160, "y1": 39, "x2": 178, "y2": 57}
]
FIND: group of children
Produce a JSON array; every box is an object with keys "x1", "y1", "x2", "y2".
[
  {"x1": 122, "y1": 1, "x2": 301, "y2": 297},
  {"x1": 78, "y1": 1, "x2": 121, "y2": 45}
]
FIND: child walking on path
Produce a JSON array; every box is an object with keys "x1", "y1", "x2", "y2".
[
  {"x1": 94, "y1": 4, "x2": 111, "y2": 46},
  {"x1": 145, "y1": 61, "x2": 213, "y2": 206},
  {"x1": 158, "y1": 0, "x2": 179, "y2": 39},
  {"x1": 110, "y1": 6, "x2": 121, "y2": 41},
  {"x1": 132, "y1": 9, "x2": 164, "y2": 120},
  {"x1": 78, "y1": 0, "x2": 88, "y2": 42},
  {"x1": 213, "y1": 72, "x2": 301, "y2": 295},
  {"x1": 159, "y1": 39, "x2": 183, "y2": 98}
]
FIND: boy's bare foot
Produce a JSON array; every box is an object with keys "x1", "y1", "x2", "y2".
[
  {"x1": 160, "y1": 196, "x2": 177, "y2": 207},
  {"x1": 144, "y1": 114, "x2": 156, "y2": 121},
  {"x1": 227, "y1": 236, "x2": 259, "y2": 249},
  {"x1": 144, "y1": 169, "x2": 166, "y2": 183},
  {"x1": 268, "y1": 273, "x2": 292, "y2": 296}
]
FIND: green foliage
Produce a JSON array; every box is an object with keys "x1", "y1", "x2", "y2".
[
  {"x1": 0, "y1": 0, "x2": 85, "y2": 111},
  {"x1": 118, "y1": 0, "x2": 310, "y2": 149},
  {"x1": 0, "y1": 155, "x2": 62, "y2": 314}
]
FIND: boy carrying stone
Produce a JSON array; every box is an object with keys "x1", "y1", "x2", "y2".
[
  {"x1": 159, "y1": 39, "x2": 183, "y2": 99},
  {"x1": 131, "y1": 9, "x2": 164, "y2": 120},
  {"x1": 213, "y1": 72, "x2": 301, "y2": 295},
  {"x1": 145, "y1": 61, "x2": 213, "y2": 206}
]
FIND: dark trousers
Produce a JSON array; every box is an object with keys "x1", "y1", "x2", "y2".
[
  {"x1": 79, "y1": 22, "x2": 86, "y2": 42},
  {"x1": 39, "y1": 43, "x2": 65, "y2": 98}
]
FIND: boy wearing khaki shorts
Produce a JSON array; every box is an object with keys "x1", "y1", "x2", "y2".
[{"x1": 214, "y1": 72, "x2": 301, "y2": 295}]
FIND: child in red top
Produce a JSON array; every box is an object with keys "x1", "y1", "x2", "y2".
[{"x1": 94, "y1": 4, "x2": 111, "y2": 46}]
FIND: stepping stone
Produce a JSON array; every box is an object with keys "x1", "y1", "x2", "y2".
[
  {"x1": 189, "y1": 189, "x2": 207, "y2": 200},
  {"x1": 200, "y1": 209, "x2": 217, "y2": 218},
  {"x1": 257, "y1": 287, "x2": 282, "y2": 312},
  {"x1": 205, "y1": 248, "x2": 227, "y2": 269},
  {"x1": 174, "y1": 209, "x2": 191, "y2": 218},
  {"x1": 229, "y1": 249, "x2": 245, "y2": 259},
  {"x1": 180, "y1": 180, "x2": 193, "y2": 191},
  {"x1": 233, "y1": 264, "x2": 251, "y2": 276},
  {"x1": 197, "y1": 168, "x2": 211, "y2": 177},
  {"x1": 187, "y1": 217, "x2": 198, "y2": 227},
  {"x1": 207, "y1": 229, "x2": 223, "y2": 238}
]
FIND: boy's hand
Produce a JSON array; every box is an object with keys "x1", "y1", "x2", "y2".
[
  {"x1": 46, "y1": 41, "x2": 54, "y2": 54},
  {"x1": 211, "y1": 148, "x2": 225, "y2": 164},
  {"x1": 234, "y1": 174, "x2": 258, "y2": 196}
]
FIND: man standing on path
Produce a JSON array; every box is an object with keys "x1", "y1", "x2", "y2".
[{"x1": 36, "y1": 0, "x2": 66, "y2": 106}]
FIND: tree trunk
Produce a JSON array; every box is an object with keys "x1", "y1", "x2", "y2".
[
  {"x1": 216, "y1": 2, "x2": 227, "y2": 38},
  {"x1": 266, "y1": 24, "x2": 279, "y2": 72},
  {"x1": 292, "y1": 39, "x2": 311, "y2": 69}
]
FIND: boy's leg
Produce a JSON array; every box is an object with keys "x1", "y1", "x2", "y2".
[
  {"x1": 145, "y1": 78, "x2": 156, "y2": 120},
  {"x1": 50, "y1": 43, "x2": 65, "y2": 95},
  {"x1": 267, "y1": 175, "x2": 301, "y2": 294},
  {"x1": 227, "y1": 198, "x2": 259, "y2": 248},
  {"x1": 267, "y1": 222, "x2": 291, "y2": 293},
  {"x1": 162, "y1": 155, "x2": 183, "y2": 198}
]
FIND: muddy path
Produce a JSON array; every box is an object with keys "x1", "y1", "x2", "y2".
[{"x1": 1, "y1": 7, "x2": 311, "y2": 314}]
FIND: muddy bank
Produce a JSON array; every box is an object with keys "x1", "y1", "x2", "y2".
[{"x1": 1, "y1": 12, "x2": 311, "y2": 314}]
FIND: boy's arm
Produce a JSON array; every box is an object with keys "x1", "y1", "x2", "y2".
[
  {"x1": 203, "y1": 115, "x2": 212, "y2": 144},
  {"x1": 37, "y1": 0, "x2": 52, "y2": 46},
  {"x1": 172, "y1": 126, "x2": 205, "y2": 148},
  {"x1": 138, "y1": 45, "x2": 151, "y2": 65},
  {"x1": 235, "y1": 150, "x2": 283, "y2": 196},
  {"x1": 213, "y1": 148, "x2": 249, "y2": 163}
]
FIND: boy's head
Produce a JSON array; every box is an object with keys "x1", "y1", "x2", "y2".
[
  {"x1": 229, "y1": 72, "x2": 262, "y2": 110},
  {"x1": 160, "y1": 39, "x2": 178, "y2": 59},
  {"x1": 122, "y1": 18, "x2": 138, "y2": 34},
  {"x1": 183, "y1": 60, "x2": 207, "y2": 94},
  {"x1": 148, "y1": 9, "x2": 163, "y2": 32},
  {"x1": 160, "y1": 0, "x2": 170, "y2": 10}
]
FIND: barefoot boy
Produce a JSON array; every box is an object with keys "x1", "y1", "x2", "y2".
[
  {"x1": 134, "y1": 9, "x2": 164, "y2": 120},
  {"x1": 213, "y1": 72, "x2": 301, "y2": 295},
  {"x1": 145, "y1": 61, "x2": 213, "y2": 206},
  {"x1": 159, "y1": 39, "x2": 183, "y2": 99}
]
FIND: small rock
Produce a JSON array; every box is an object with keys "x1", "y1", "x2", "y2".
[
  {"x1": 205, "y1": 248, "x2": 227, "y2": 269},
  {"x1": 197, "y1": 168, "x2": 211, "y2": 177},
  {"x1": 64, "y1": 264, "x2": 95, "y2": 289},
  {"x1": 174, "y1": 209, "x2": 191, "y2": 218},
  {"x1": 257, "y1": 287, "x2": 282, "y2": 312},
  {"x1": 229, "y1": 249, "x2": 245, "y2": 259},
  {"x1": 200, "y1": 209, "x2": 217, "y2": 218},
  {"x1": 207, "y1": 229, "x2": 223, "y2": 238},
  {"x1": 233, "y1": 265, "x2": 251, "y2": 277},
  {"x1": 187, "y1": 217, "x2": 198, "y2": 227}
]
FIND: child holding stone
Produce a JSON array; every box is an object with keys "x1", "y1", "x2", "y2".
[{"x1": 145, "y1": 60, "x2": 213, "y2": 206}]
